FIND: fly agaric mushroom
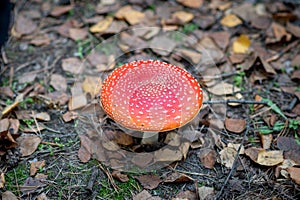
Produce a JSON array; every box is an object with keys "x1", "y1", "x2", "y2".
[{"x1": 100, "y1": 60, "x2": 203, "y2": 143}]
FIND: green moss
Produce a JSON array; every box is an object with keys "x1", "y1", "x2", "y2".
[{"x1": 5, "y1": 164, "x2": 29, "y2": 192}]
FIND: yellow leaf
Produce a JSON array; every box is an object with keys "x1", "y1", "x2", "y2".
[
  {"x1": 172, "y1": 11, "x2": 194, "y2": 24},
  {"x1": 90, "y1": 16, "x2": 113, "y2": 33},
  {"x1": 257, "y1": 150, "x2": 284, "y2": 166},
  {"x1": 221, "y1": 14, "x2": 242, "y2": 27},
  {"x1": 233, "y1": 34, "x2": 251, "y2": 54},
  {"x1": 124, "y1": 10, "x2": 145, "y2": 25},
  {"x1": 82, "y1": 76, "x2": 102, "y2": 98}
]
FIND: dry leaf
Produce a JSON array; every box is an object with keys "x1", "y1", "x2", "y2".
[
  {"x1": 206, "y1": 82, "x2": 241, "y2": 96},
  {"x1": 257, "y1": 150, "x2": 284, "y2": 166},
  {"x1": 233, "y1": 34, "x2": 251, "y2": 54},
  {"x1": 198, "y1": 148, "x2": 217, "y2": 169},
  {"x1": 30, "y1": 35, "x2": 51, "y2": 46},
  {"x1": 210, "y1": 31, "x2": 230, "y2": 50},
  {"x1": 62, "y1": 111, "x2": 78, "y2": 122},
  {"x1": 112, "y1": 171, "x2": 129, "y2": 182},
  {"x1": 50, "y1": 74, "x2": 67, "y2": 92},
  {"x1": 68, "y1": 94, "x2": 87, "y2": 110},
  {"x1": 135, "y1": 174, "x2": 162, "y2": 190},
  {"x1": 219, "y1": 147, "x2": 237, "y2": 168},
  {"x1": 198, "y1": 186, "x2": 215, "y2": 200},
  {"x1": 62, "y1": 57, "x2": 83, "y2": 74},
  {"x1": 172, "y1": 11, "x2": 194, "y2": 24},
  {"x1": 15, "y1": 15, "x2": 37, "y2": 36},
  {"x1": 287, "y1": 167, "x2": 300, "y2": 185},
  {"x1": 20, "y1": 177, "x2": 47, "y2": 194},
  {"x1": 227, "y1": 143, "x2": 245, "y2": 154},
  {"x1": 175, "y1": 190, "x2": 197, "y2": 200},
  {"x1": 164, "y1": 172, "x2": 193, "y2": 183},
  {"x1": 177, "y1": 49, "x2": 202, "y2": 64},
  {"x1": 90, "y1": 16, "x2": 113, "y2": 33},
  {"x1": 36, "y1": 193, "x2": 48, "y2": 200},
  {"x1": 225, "y1": 118, "x2": 246, "y2": 133},
  {"x1": 34, "y1": 112, "x2": 51, "y2": 121},
  {"x1": 82, "y1": 76, "x2": 102, "y2": 98},
  {"x1": 177, "y1": 0, "x2": 203, "y2": 8},
  {"x1": 131, "y1": 153, "x2": 154, "y2": 168},
  {"x1": 260, "y1": 134, "x2": 272, "y2": 149},
  {"x1": 50, "y1": 5, "x2": 73, "y2": 17},
  {"x1": 17, "y1": 135, "x2": 41, "y2": 157},
  {"x1": 69, "y1": 28, "x2": 88, "y2": 41},
  {"x1": 0, "y1": 86, "x2": 14, "y2": 98},
  {"x1": 133, "y1": 190, "x2": 161, "y2": 200},
  {"x1": 30, "y1": 160, "x2": 46, "y2": 176},
  {"x1": 1, "y1": 191, "x2": 18, "y2": 200},
  {"x1": 150, "y1": 35, "x2": 177, "y2": 56},
  {"x1": 0, "y1": 173, "x2": 5, "y2": 188},
  {"x1": 220, "y1": 14, "x2": 242, "y2": 27},
  {"x1": 123, "y1": 9, "x2": 145, "y2": 25},
  {"x1": 78, "y1": 134, "x2": 92, "y2": 163},
  {"x1": 286, "y1": 22, "x2": 300, "y2": 38}
]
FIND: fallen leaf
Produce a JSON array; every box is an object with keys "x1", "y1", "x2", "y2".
[
  {"x1": 15, "y1": 14, "x2": 37, "y2": 36},
  {"x1": 164, "y1": 172, "x2": 193, "y2": 183},
  {"x1": 62, "y1": 57, "x2": 83, "y2": 74},
  {"x1": 277, "y1": 137, "x2": 300, "y2": 151},
  {"x1": 286, "y1": 22, "x2": 300, "y2": 38},
  {"x1": 82, "y1": 76, "x2": 102, "y2": 98},
  {"x1": 68, "y1": 94, "x2": 87, "y2": 110},
  {"x1": 155, "y1": 148, "x2": 182, "y2": 163},
  {"x1": 150, "y1": 35, "x2": 177, "y2": 56},
  {"x1": 271, "y1": 22, "x2": 291, "y2": 42},
  {"x1": 177, "y1": 0, "x2": 203, "y2": 8},
  {"x1": 0, "y1": 86, "x2": 14, "y2": 98},
  {"x1": 69, "y1": 28, "x2": 88, "y2": 41},
  {"x1": 50, "y1": 5, "x2": 74, "y2": 17},
  {"x1": 233, "y1": 34, "x2": 251, "y2": 54},
  {"x1": 198, "y1": 186, "x2": 215, "y2": 200},
  {"x1": 207, "y1": 82, "x2": 241, "y2": 96},
  {"x1": 1, "y1": 191, "x2": 18, "y2": 200},
  {"x1": 232, "y1": 2, "x2": 256, "y2": 22},
  {"x1": 172, "y1": 11, "x2": 194, "y2": 24},
  {"x1": 287, "y1": 167, "x2": 300, "y2": 185},
  {"x1": 251, "y1": 15, "x2": 271, "y2": 30},
  {"x1": 50, "y1": 74, "x2": 67, "y2": 92},
  {"x1": 36, "y1": 193, "x2": 48, "y2": 200},
  {"x1": 220, "y1": 14, "x2": 242, "y2": 27},
  {"x1": 30, "y1": 34, "x2": 51, "y2": 46},
  {"x1": 34, "y1": 112, "x2": 51, "y2": 121},
  {"x1": 135, "y1": 174, "x2": 162, "y2": 190},
  {"x1": 260, "y1": 134, "x2": 272, "y2": 149},
  {"x1": 291, "y1": 70, "x2": 300, "y2": 81},
  {"x1": 30, "y1": 160, "x2": 46, "y2": 176},
  {"x1": 177, "y1": 49, "x2": 202, "y2": 64},
  {"x1": 112, "y1": 171, "x2": 129, "y2": 182},
  {"x1": 18, "y1": 73, "x2": 37, "y2": 84},
  {"x1": 20, "y1": 177, "x2": 47, "y2": 194},
  {"x1": 133, "y1": 190, "x2": 161, "y2": 200},
  {"x1": 210, "y1": 31, "x2": 230, "y2": 50},
  {"x1": 175, "y1": 190, "x2": 197, "y2": 200},
  {"x1": 123, "y1": 9, "x2": 145, "y2": 25},
  {"x1": 257, "y1": 150, "x2": 284, "y2": 166},
  {"x1": 227, "y1": 143, "x2": 245, "y2": 154},
  {"x1": 198, "y1": 148, "x2": 217, "y2": 169},
  {"x1": 90, "y1": 16, "x2": 113, "y2": 33},
  {"x1": 78, "y1": 134, "x2": 92, "y2": 163},
  {"x1": 225, "y1": 118, "x2": 246, "y2": 133},
  {"x1": 62, "y1": 111, "x2": 78, "y2": 122},
  {"x1": 17, "y1": 135, "x2": 41, "y2": 157},
  {"x1": 131, "y1": 153, "x2": 154, "y2": 168},
  {"x1": 0, "y1": 173, "x2": 5, "y2": 188},
  {"x1": 219, "y1": 147, "x2": 237, "y2": 168}
]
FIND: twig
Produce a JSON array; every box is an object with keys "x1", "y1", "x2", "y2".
[
  {"x1": 266, "y1": 39, "x2": 300, "y2": 63},
  {"x1": 214, "y1": 122, "x2": 249, "y2": 200},
  {"x1": 203, "y1": 100, "x2": 267, "y2": 105},
  {"x1": 86, "y1": 167, "x2": 99, "y2": 191},
  {"x1": 98, "y1": 163, "x2": 119, "y2": 192}
]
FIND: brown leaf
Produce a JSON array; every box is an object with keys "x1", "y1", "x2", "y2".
[
  {"x1": 82, "y1": 76, "x2": 102, "y2": 98},
  {"x1": 286, "y1": 22, "x2": 300, "y2": 38},
  {"x1": 287, "y1": 167, "x2": 300, "y2": 185},
  {"x1": 18, "y1": 73, "x2": 37, "y2": 84},
  {"x1": 62, "y1": 57, "x2": 83, "y2": 74},
  {"x1": 171, "y1": 11, "x2": 194, "y2": 25},
  {"x1": 219, "y1": 147, "x2": 237, "y2": 168},
  {"x1": 0, "y1": 118, "x2": 9, "y2": 132},
  {"x1": 1, "y1": 191, "x2": 18, "y2": 200},
  {"x1": 177, "y1": 0, "x2": 203, "y2": 8},
  {"x1": 0, "y1": 173, "x2": 5, "y2": 188},
  {"x1": 177, "y1": 49, "x2": 202, "y2": 64},
  {"x1": 50, "y1": 74, "x2": 67, "y2": 92},
  {"x1": 245, "y1": 147, "x2": 262, "y2": 162},
  {"x1": 68, "y1": 94, "x2": 88, "y2": 110},
  {"x1": 131, "y1": 153, "x2": 154, "y2": 168},
  {"x1": 0, "y1": 86, "x2": 14, "y2": 98},
  {"x1": 271, "y1": 22, "x2": 291, "y2": 42},
  {"x1": 133, "y1": 190, "x2": 161, "y2": 200},
  {"x1": 291, "y1": 55, "x2": 300, "y2": 67},
  {"x1": 260, "y1": 134, "x2": 273, "y2": 150},
  {"x1": 50, "y1": 5, "x2": 74, "y2": 17},
  {"x1": 135, "y1": 174, "x2": 162, "y2": 190},
  {"x1": 163, "y1": 172, "x2": 193, "y2": 183},
  {"x1": 34, "y1": 112, "x2": 51, "y2": 121},
  {"x1": 150, "y1": 35, "x2": 177, "y2": 56},
  {"x1": 17, "y1": 135, "x2": 41, "y2": 157},
  {"x1": 291, "y1": 70, "x2": 300, "y2": 82},
  {"x1": 69, "y1": 28, "x2": 88, "y2": 41},
  {"x1": 257, "y1": 150, "x2": 284, "y2": 166},
  {"x1": 20, "y1": 177, "x2": 46, "y2": 194},
  {"x1": 198, "y1": 148, "x2": 217, "y2": 169},
  {"x1": 210, "y1": 31, "x2": 230, "y2": 50},
  {"x1": 251, "y1": 15, "x2": 271, "y2": 30},
  {"x1": 30, "y1": 160, "x2": 46, "y2": 176},
  {"x1": 62, "y1": 111, "x2": 78, "y2": 122},
  {"x1": 154, "y1": 148, "x2": 182, "y2": 162},
  {"x1": 277, "y1": 137, "x2": 300, "y2": 151},
  {"x1": 225, "y1": 118, "x2": 246, "y2": 133},
  {"x1": 220, "y1": 14, "x2": 242, "y2": 27},
  {"x1": 0, "y1": 130, "x2": 19, "y2": 150},
  {"x1": 112, "y1": 171, "x2": 129, "y2": 183},
  {"x1": 15, "y1": 15, "x2": 37, "y2": 36},
  {"x1": 45, "y1": 91, "x2": 69, "y2": 106},
  {"x1": 90, "y1": 16, "x2": 113, "y2": 33},
  {"x1": 36, "y1": 193, "x2": 48, "y2": 200},
  {"x1": 198, "y1": 186, "x2": 215, "y2": 200},
  {"x1": 30, "y1": 34, "x2": 51, "y2": 46},
  {"x1": 175, "y1": 190, "x2": 197, "y2": 200},
  {"x1": 78, "y1": 134, "x2": 92, "y2": 163},
  {"x1": 123, "y1": 9, "x2": 145, "y2": 25}
]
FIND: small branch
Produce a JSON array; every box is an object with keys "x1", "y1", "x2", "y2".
[{"x1": 203, "y1": 100, "x2": 267, "y2": 105}]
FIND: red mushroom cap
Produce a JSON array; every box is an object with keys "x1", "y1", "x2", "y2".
[{"x1": 100, "y1": 60, "x2": 203, "y2": 132}]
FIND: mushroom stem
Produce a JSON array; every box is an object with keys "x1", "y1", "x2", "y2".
[{"x1": 141, "y1": 132, "x2": 159, "y2": 145}]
